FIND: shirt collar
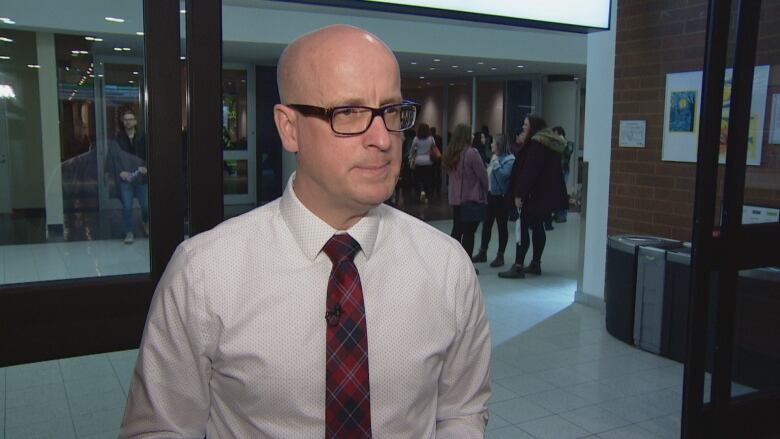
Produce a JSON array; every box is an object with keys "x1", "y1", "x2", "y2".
[{"x1": 279, "y1": 173, "x2": 381, "y2": 262}]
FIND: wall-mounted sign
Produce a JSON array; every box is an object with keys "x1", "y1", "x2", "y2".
[
  {"x1": 277, "y1": 0, "x2": 611, "y2": 32},
  {"x1": 619, "y1": 120, "x2": 646, "y2": 148}
]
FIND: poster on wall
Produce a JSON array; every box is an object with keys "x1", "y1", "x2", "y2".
[{"x1": 661, "y1": 65, "x2": 770, "y2": 166}]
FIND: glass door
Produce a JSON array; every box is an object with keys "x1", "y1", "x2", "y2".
[{"x1": 222, "y1": 65, "x2": 256, "y2": 211}]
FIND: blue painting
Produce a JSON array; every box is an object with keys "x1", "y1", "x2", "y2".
[{"x1": 669, "y1": 91, "x2": 696, "y2": 132}]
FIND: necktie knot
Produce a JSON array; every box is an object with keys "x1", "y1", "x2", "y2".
[{"x1": 322, "y1": 234, "x2": 361, "y2": 265}]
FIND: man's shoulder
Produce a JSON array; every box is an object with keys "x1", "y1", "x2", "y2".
[
  {"x1": 378, "y1": 204, "x2": 464, "y2": 255},
  {"x1": 179, "y1": 199, "x2": 281, "y2": 255}
]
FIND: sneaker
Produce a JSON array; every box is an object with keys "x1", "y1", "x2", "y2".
[
  {"x1": 124, "y1": 232, "x2": 134, "y2": 244},
  {"x1": 525, "y1": 261, "x2": 542, "y2": 275},
  {"x1": 489, "y1": 255, "x2": 505, "y2": 267},
  {"x1": 498, "y1": 264, "x2": 525, "y2": 278},
  {"x1": 143, "y1": 222, "x2": 150, "y2": 236},
  {"x1": 471, "y1": 250, "x2": 487, "y2": 263}
]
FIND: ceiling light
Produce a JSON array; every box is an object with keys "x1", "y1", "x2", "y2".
[
  {"x1": 429, "y1": 67, "x2": 435, "y2": 71},
  {"x1": 418, "y1": 76, "x2": 425, "y2": 79},
  {"x1": 0, "y1": 18, "x2": 15, "y2": 25},
  {"x1": 573, "y1": 76, "x2": 579, "y2": 80},
  {"x1": 516, "y1": 65, "x2": 525, "y2": 68},
  {"x1": 105, "y1": 17, "x2": 125, "y2": 23},
  {"x1": 477, "y1": 61, "x2": 484, "y2": 65},
  {"x1": 180, "y1": 56, "x2": 186, "y2": 60},
  {"x1": 98, "y1": 74, "x2": 104, "y2": 77},
  {"x1": 0, "y1": 37, "x2": 13, "y2": 43},
  {"x1": 129, "y1": 80, "x2": 135, "y2": 84},
  {"x1": 133, "y1": 71, "x2": 139, "y2": 75},
  {"x1": 449, "y1": 83, "x2": 455, "y2": 86},
  {"x1": 410, "y1": 61, "x2": 417, "y2": 65},
  {"x1": 180, "y1": 9, "x2": 186, "y2": 13},
  {"x1": 89, "y1": 74, "x2": 95, "y2": 78},
  {"x1": 490, "y1": 67, "x2": 497, "y2": 70},
  {"x1": 433, "y1": 58, "x2": 440, "y2": 62},
  {"x1": 113, "y1": 47, "x2": 123, "y2": 52},
  {"x1": 27, "y1": 64, "x2": 40, "y2": 69},
  {"x1": 136, "y1": 31, "x2": 144, "y2": 36},
  {"x1": 451, "y1": 65, "x2": 458, "y2": 68},
  {"x1": 80, "y1": 50, "x2": 88, "y2": 54},
  {"x1": 467, "y1": 70, "x2": 473, "y2": 73},
  {"x1": 122, "y1": 47, "x2": 131, "y2": 51},
  {"x1": 0, "y1": 55, "x2": 10, "y2": 60}
]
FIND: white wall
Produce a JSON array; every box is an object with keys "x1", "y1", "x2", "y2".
[
  {"x1": 476, "y1": 81, "x2": 504, "y2": 136},
  {"x1": 542, "y1": 79, "x2": 578, "y2": 139},
  {"x1": 447, "y1": 84, "x2": 472, "y2": 134},
  {"x1": 578, "y1": 0, "x2": 617, "y2": 308}
]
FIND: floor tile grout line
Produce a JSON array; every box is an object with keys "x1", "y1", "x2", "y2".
[
  {"x1": 56, "y1": 359, "x2": 79, "y2": 438},
  {"x1": 107, "y1": 353, "x2": 129, "y2": 398}
]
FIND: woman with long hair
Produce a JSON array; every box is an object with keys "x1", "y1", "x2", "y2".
[
  {"x1": 443, "y1": 124, "x2": 488, "y2": 268},
  {"x1": 499, "y1": 115, "x2": 568, "y2": 278},
  {"x1": 472, "y1": 133, "x2": 515, "y2": 267},
  {"x1": 411, "y1": 123, "x2": 436, "y2": 203}
]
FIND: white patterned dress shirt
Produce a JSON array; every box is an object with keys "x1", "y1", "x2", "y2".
[{"x1": 119, "y1": 175, "x2": 492, "y2": 438}]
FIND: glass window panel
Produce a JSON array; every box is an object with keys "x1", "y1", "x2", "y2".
[{"x1": 0, "y1": 1, "x2": 150, "y2": 285}]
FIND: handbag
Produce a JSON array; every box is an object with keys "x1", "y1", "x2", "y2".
[
  {"x1": 430, "y1": 142, "x2": 441, "y2": 161},
  {"x1": 407, "y1": 147, "x2": 417, "y2": 170},
  {"x1": 508, "y1": 206, "x2": 520, "y2": 222},
  {"x1": 457, "y1": 148, "x2": 486, "y2": 222}
]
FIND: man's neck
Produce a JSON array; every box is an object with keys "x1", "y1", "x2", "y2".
[
  {"x1": 125, "y1": 128, "x2": 136, "y2": 138},
  {"x1": 292, "y1": 178, "x2": 369, "y2": 231}
]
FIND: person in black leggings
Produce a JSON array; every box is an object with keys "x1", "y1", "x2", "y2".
[{"x1": 499, "y1": 115, "x2": 568, "y2": 279}]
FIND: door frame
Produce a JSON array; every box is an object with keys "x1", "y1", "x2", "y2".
[{"x1": 682, "y1": 0, "x2": 780, "y2": 437}]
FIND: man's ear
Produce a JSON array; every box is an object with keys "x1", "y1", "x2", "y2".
[{"x1": 273, "y1": 104, "x2": 300, "y2": 153}]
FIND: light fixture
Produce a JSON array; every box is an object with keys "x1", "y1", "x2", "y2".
[
  {"x1": 476, "y1": 61, "x2": 484, "y2": 65},
  {"x1": 490, "y1": 67, "x2": 497, "y2": 70},
  {"x1": 451, "y1": 65, "x2": 458, "y2": 68},
  {"x1": 433, "y1": 58, "x2": 440, "y2": 62},
  {"x1": 133, "y1": 71, "x2": 139, "y2": 75},
  {"x1": 98, "y1": 74, "x2": 104, "y2": 77},
  {"x1": 84, "y1": 36, "x2": 103, "y2": 42},
  {"x1": 0, "y1": 18, "x2": 15, "y2": 25},
  {"x1": 0, "y1": 37, "x2": 13, "y2": 43},
  {"x1": 122, "y1": 47, "x2": 131, "y2": 51},
  {"x1": 105, "y1": 17, "x2": 125, "y2": 23},
  {"x1": 418, "y1": 76, "x2": 425, "y2": 79},
  {"x1": 0, "y1": 55, "x2": 10, "y2": 60},
  {"x1": 129, "y1": 80, "x2": 135, "y2": 84},
  {"x1": 180, "y1": 56, "x2": 186, "y2": 60},
  {"x1": 410, "y1": 61, "x2": 417, "y2": 65},
  {"x1": 113, "y1": 47, "x2": 123, "y2": 52},
  {"x1": 180, "y1": 9, "x2": 187, "y2": 13},
  {"x1": 89, "y1": 74, "x2": 95, "y2": 78},
  {"x1": 136, "y1": 31, "x2": 144, "y2": 36},
  {"x1": 27, "y1": 64, "x2": 40, "y2": 69},
  {"x1": 0, "y1": 84, "x2": 16, "y2": 99},
  {"x1": 429, "y1": 67, "x2": 435, "y2": 71},
  {"x1": 467, "y1": 70, "x2": 473, "y2": 73},
  {"x1": 516, "y1": 65, "x2": 525, "y2": 68}
]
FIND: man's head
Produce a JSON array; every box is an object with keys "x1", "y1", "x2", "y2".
[
  {"x1": 274, "y1": 25, "x2": 404, "y2": 228},
  {"x1": 121, "y1": 109, "x2": 138, "y2": 132}
]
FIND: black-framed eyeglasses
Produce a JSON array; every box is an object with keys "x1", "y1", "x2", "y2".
[{"x1": 287, "y1": 100, "x2": 420, "y2": 135}]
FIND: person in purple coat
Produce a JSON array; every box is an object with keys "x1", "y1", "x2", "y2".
[
  {"x1": 499, "y1": 116, "x2": 568, "y2": 278},
  {"x1": 442, "y1": 123, "x2": 489, "y2": 269}
]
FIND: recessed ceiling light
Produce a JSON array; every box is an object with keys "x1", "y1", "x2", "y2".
[
  {"x1": 451, "y1": 65, "x2": 458, "y2": 68},
  {"x1": 490, "y1": 67, "x2": 497, "y2": 70},
  {"x1": 477, "y1": 61, "x2": 484, "y2": 65},
  {"x1": 89, "y1": 74, "x2": 95, "y2": 78},
  {"x1": 429, "y1": 67, "x2": 435, "y2": 71},
  {"x1": 114, "y1": 48, "x2": 123, "y2": 51},
  {"x1": 433, "y1": 58, "x2": 440, "y2": 62},
  {"x1": 180, "y1": 9, "x2": 186, "y2": 14},
  {"x1": 133, "y1": 71, "x2": 139, "y2": 75},
  {"x1": 98, "y1": 74, "x2": 104, "y2": 77},
  {"x1": 27, "y1": 64, "x2": 40, "y2": 69},
  {"x1": 180, "y1": 56, "x2": 186, "y2": 60},
  {"x1": 80, "y1": 50, "x2": 88, "y2": 54},
  {"x1": 467, "y1": 70, "x2": 473, "y2": 73},
  {"x1": 419, "y1": 76, "x2": 425, "y2": 79},
  {"x1": 0, "y1": 55, "x2": 10, "y2": 60},
  {"x1": 122, "y1": 47, "x2": 131, "y2": 51},
  {"x1": 129, "y1": 80, "x2": 135, "y2": 84},
  {"x1": 410, "y1": 61, "x2": 417, "y2": 65},
  {"x1": 136, "y1": 31, "x2": 144, "y2": 36},
  {"x1": 84, "y1": 36, "x2": 104, "y2": 42},
  {"x1": 573, "y1": 76, "x2": 579, "y2": 80},
  {"x1": 0, "y1": 37, "x2": 13, "y2": 43},
  {"x1": 105, "y1": 17, "x2": 125, "y2": 23},
  {"x1": 0, "y1": 18, "x2": 16, "y2": 25},
  {"x1": 516, "y1": 65, "x2": 525, "y2": 68}
]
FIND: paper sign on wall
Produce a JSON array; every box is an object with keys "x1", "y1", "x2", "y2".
[{"x1": 619, "y1": 120, "x2": 646, "y2": 148}]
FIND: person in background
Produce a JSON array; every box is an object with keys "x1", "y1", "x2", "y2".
[
  {"x1": 499, "y1": 115, "x2": 567, "y2": 279},
  {"x1": 105, "y1": 108, "x2": 148, "y2": 244},
  {"x1": 430, "y1": 126, "x2": 444, "y2": 198},
  {"x1": 443, "y1": 123, "x2": 489, "y2": 273},
  {"x1": 472, "y1": 133, "x2": 515, "y2": 267},
  {"x1": 552, "y1": 126, "x2": 574, "y2": 223},
  {"x1": 411, "y1": 123, "x2": 436, "y2": 203},
  {"x1": 480, "y1": 125, "x2": 493, "y2": 164},
  {"x1": 120, "y1": 24, "x2": 491, "y2": 438}
]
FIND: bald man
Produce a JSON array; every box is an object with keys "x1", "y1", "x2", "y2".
[{"x1": 120, "y1": 25, "x2": 491, "y2": 438}]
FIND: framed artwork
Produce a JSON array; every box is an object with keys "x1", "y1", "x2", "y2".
[{"x1": 661, "y1": 65, "x2": 770, "y2": 166}]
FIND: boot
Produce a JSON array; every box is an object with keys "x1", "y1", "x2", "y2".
[
  {"x1": 525, "y1": 261, "x2": 542, "y2": 275},
  {"x1": 498, "y1": 264, "x2": 525, "y2": 278},
  {"x1": 471, "y1": 249, "x2": 487, "y2": 263},
  {"x1": 489, "y1": 254, "x2": 505, "y2": 267}
]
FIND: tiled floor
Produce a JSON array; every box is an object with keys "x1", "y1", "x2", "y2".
[{"x1": 2, "y1": 214, "x2": 689, "y2": 438}]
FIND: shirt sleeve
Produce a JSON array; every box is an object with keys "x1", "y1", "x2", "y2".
[
  {"x1": 119, "y1": 245, "x2": 215, "y2": 438},
  {"x1": 436, "y1": 251, "x2": 492, "y2": 438}
]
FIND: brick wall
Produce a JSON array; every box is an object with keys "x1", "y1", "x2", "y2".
[{"x1": 609, "y1": 0, "x2": 780, "y2": 241}]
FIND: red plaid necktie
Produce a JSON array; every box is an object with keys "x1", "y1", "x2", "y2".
[{"x1": 322, "y1": 234, "x2": 372, "y2": 439}]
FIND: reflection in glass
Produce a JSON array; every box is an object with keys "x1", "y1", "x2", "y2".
[
  {"x1": 0, "y1": 5, "x2": 150, "y2": 285},
  {"x1": 223, "y1": 159, "x2": 248, "y2": 195}
]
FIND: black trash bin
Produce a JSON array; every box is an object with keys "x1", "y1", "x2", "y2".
[{"x1": 605, "y1": 235, "x2": 680, "y2": 345}]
